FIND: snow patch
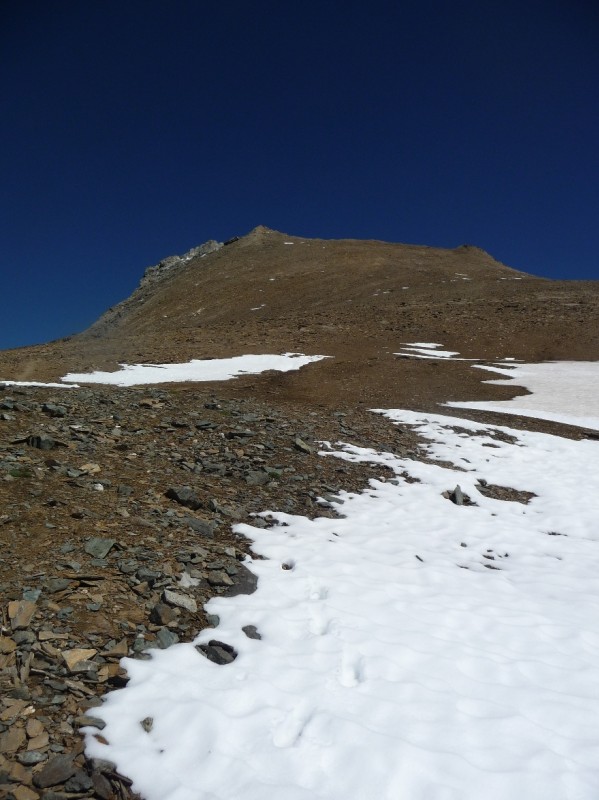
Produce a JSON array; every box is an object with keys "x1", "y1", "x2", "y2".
[
  {"x1": 397, "y1": 343, "x2": 478, "y2": 361},
  {"x1": 85, "y1": 409, "x2": 599, "y2": 800},
  {"x1": 61, "y1": 354, "x2": 329, "y2": 387},
  {"x1": 448, "y1": 361, "x2": 599, "y2": 431}
]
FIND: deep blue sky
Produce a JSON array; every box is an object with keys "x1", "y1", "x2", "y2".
[{"x1": 2, "y1": 1, "x2": 598, "y2": 349}]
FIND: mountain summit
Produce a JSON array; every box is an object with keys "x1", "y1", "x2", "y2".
[{"x1": 0, "y1": 227, "x2": 598, "y2": 410}]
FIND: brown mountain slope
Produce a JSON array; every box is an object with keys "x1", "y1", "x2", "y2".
[{"x1": 1, "y1": 225, "x2": 599, "y2": 412}]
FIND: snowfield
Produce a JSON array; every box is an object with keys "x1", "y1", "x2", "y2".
[
  {"x1": 61, "y1": 353, "x2": 329, "y2": 386},
  {"x1": 448, "y1": 361, "x2": 599, "y2": 431},
  {"x1": 85, "y1": 408, "x2": 599, "y2": 800},
  {"x1": 1, "y1": 354, "x2": 329, "y2": 390}
]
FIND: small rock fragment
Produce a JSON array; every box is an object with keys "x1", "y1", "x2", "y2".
[
  {"x1": 8, "y1": 599, "x2": 37, "y2": 630},
  {"x1": 0, "y1": 635, "x2": 17, "y2": 653},
  {"x1": 11, "y1": 786, "x2": 40, "y2": 800},
  {"x1": 196, "y1": 640, "x2": 238, "y2": 665},
  {"x1": 163, "y1": 589, "x2": 197, "y2": 613},
  {"x1": 294, "y1": 437, "x2": 313, "y2": 454},
  {"x1": 245, "y1": 470, "x2": 269, "y2": 486},
  {"x1": 26, "y1": 435, "x2": 56, "y2": 450},
  {"x1": 84, "y1": 537, "x2": 116, "y2": 558},
  {"x1": 165, "y1": 486, "x2": 202, "y2": 510},
  {"x1": 183, "y1": 516, "x2": 216, "y2": 536},
  {"x1": 91, "y1": 772, "x2": 113, "y2": 799},
  {"x1": 156, "y1": 628, "x2": 179, "y2": 649},
  {"x1": 63, "y1": 648, "x2": 97, "y2": 671},
  {"x1": 452, "y1": 485, "x2": 464, "y2": 505},
  {"x1": 0, "y1": 725, "x2": 26, "y2": 753},
  {"x1": 32, "y1": 755, "x2": 76, "y2": 788},
  {"x1": 242, "y1": 625, "x2": 262, "y2": 640}
]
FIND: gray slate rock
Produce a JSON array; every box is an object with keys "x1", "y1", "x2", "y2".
[
  {"x1": 26, "y1": 435, "x2": 57, "y2": 450},
  {"x1": 245, "y1": 470, "x2": 269, "y2": 486},
  {"x1": 65, "y1": 769, "x2": 94, "y2": 791},
  {"x1": 163, "y1": 589, "x2": 197, "y2": 613},
  {"x1": 165, "y1": 486, "x2": 202, "y2": 510},
  {"x1": 294, "y1": 437, "x2": 313, "y2": 454},
  {"x1": 221, "y1": 563, "x2": 258, "y2": 597},
  {"x1": 33, "y1": 754, "x2": 76, "y2": 788},
  {"x1": 42, "y1": 403, "x2": 67, "y2": 418},
  {"x1": 84, "y1": 537, "x2": 116, "y2": 559},
  {"x1": 196, "y1": 640, "x2": 237, "y2": 665},
  {"x1": 451, "y1": 485, "x2": 464, "y2": 505},
  {"x1": 156, "y1": 629, "x2": 180, "y2": 649},
  {"x1": 183, "y1": 516, "x2": 216, "y2": 537},
  {"x1": 150, "y1": 602, "x2": 178, "y2": 625}
]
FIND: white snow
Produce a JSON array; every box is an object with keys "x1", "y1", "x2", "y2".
[
  {"x1": 397, "y1": 343, "x2": 477, "y2": 361},
  {"x1": 60, "y1": 353, "x2": 328, "y2": 387},
  {"x1": 0, "y1": 380, "x2": 80, "y2": 388},
  {"x1": 85, "y1": 407, "x2": 599, "y2": 800},
  {"x1": 448, "y1": 361, "x2": 599, "y2": 431}
]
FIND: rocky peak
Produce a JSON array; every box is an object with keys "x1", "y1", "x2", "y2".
[{"x1": 139, "y1": 239, "x2": 223, "y2": 289}]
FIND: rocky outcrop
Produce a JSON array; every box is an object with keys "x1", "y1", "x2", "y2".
[
  {"x1": 139, "y1": 240, "x2": 222, "y2": 289},
  {"x1": 83, "y1": 239, "x2": 223, "y2": 338}
]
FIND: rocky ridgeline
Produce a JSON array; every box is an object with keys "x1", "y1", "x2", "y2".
[
  {"x1": 138, "y1": 240, "x2": 223, "y2": 289},
  {"x1": 84, "y1": 239, "x2": 223, "y2": 338},
  {"x1": 0, "y1": 382, "x2": 420, "y2": 799}
]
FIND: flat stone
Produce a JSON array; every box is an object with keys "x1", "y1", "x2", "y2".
[
  {"x1": 74, "y1": 715, "x2": 105, "y2": 730},
  {"x1": 0, "y1": 636, "x2": 17, "y2": 653},
  {"x1": 17, "y1": 750, "x2": 48, "y2": 766},
  {"x1": 8, "y1": 599, "x2": 37, "y2": 630},
  {"x1": 103, "y1": 638, "x2": 128, "y2": 658},
  {"x1": 0, "y1": 725, "x2": 26, "y2": 753},
  {"x1": 27, "y1": 732, "x2": 49, "y2": 750},
  {"x1": 32, "y1": 755, "x2": 76, "y2": 788},
  {"x1": 0, "y1": 699, "x2": 28, "y2": 720},
  {"x1": 91, "y1": 772, "x2": 113, "y2": 799},
  {"x1": 84, "y1": 537, "x2": 116, "y2": 559},
  {"x1": 26, "y1": 718, "x2": 45, "y2": 738},
  {"x1": 62, "y1": 648, "x2": 97, "y2": 671},
  {"x1": 45, "y1": 578, "x2": 73, "y2": 594},
  {"x1": 11, "y1": 786, "x2": 39, "y2": 800},
  {"x1": 5, "y1": 759, "x2": 31, "y2": 783},
  {"x1": 163, "y1": 589, "x2": 197, "y2": 613}
]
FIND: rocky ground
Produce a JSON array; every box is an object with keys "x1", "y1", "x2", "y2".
[{"x1": 0, "y1": 380, "x2": 432, "y2": 799}]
